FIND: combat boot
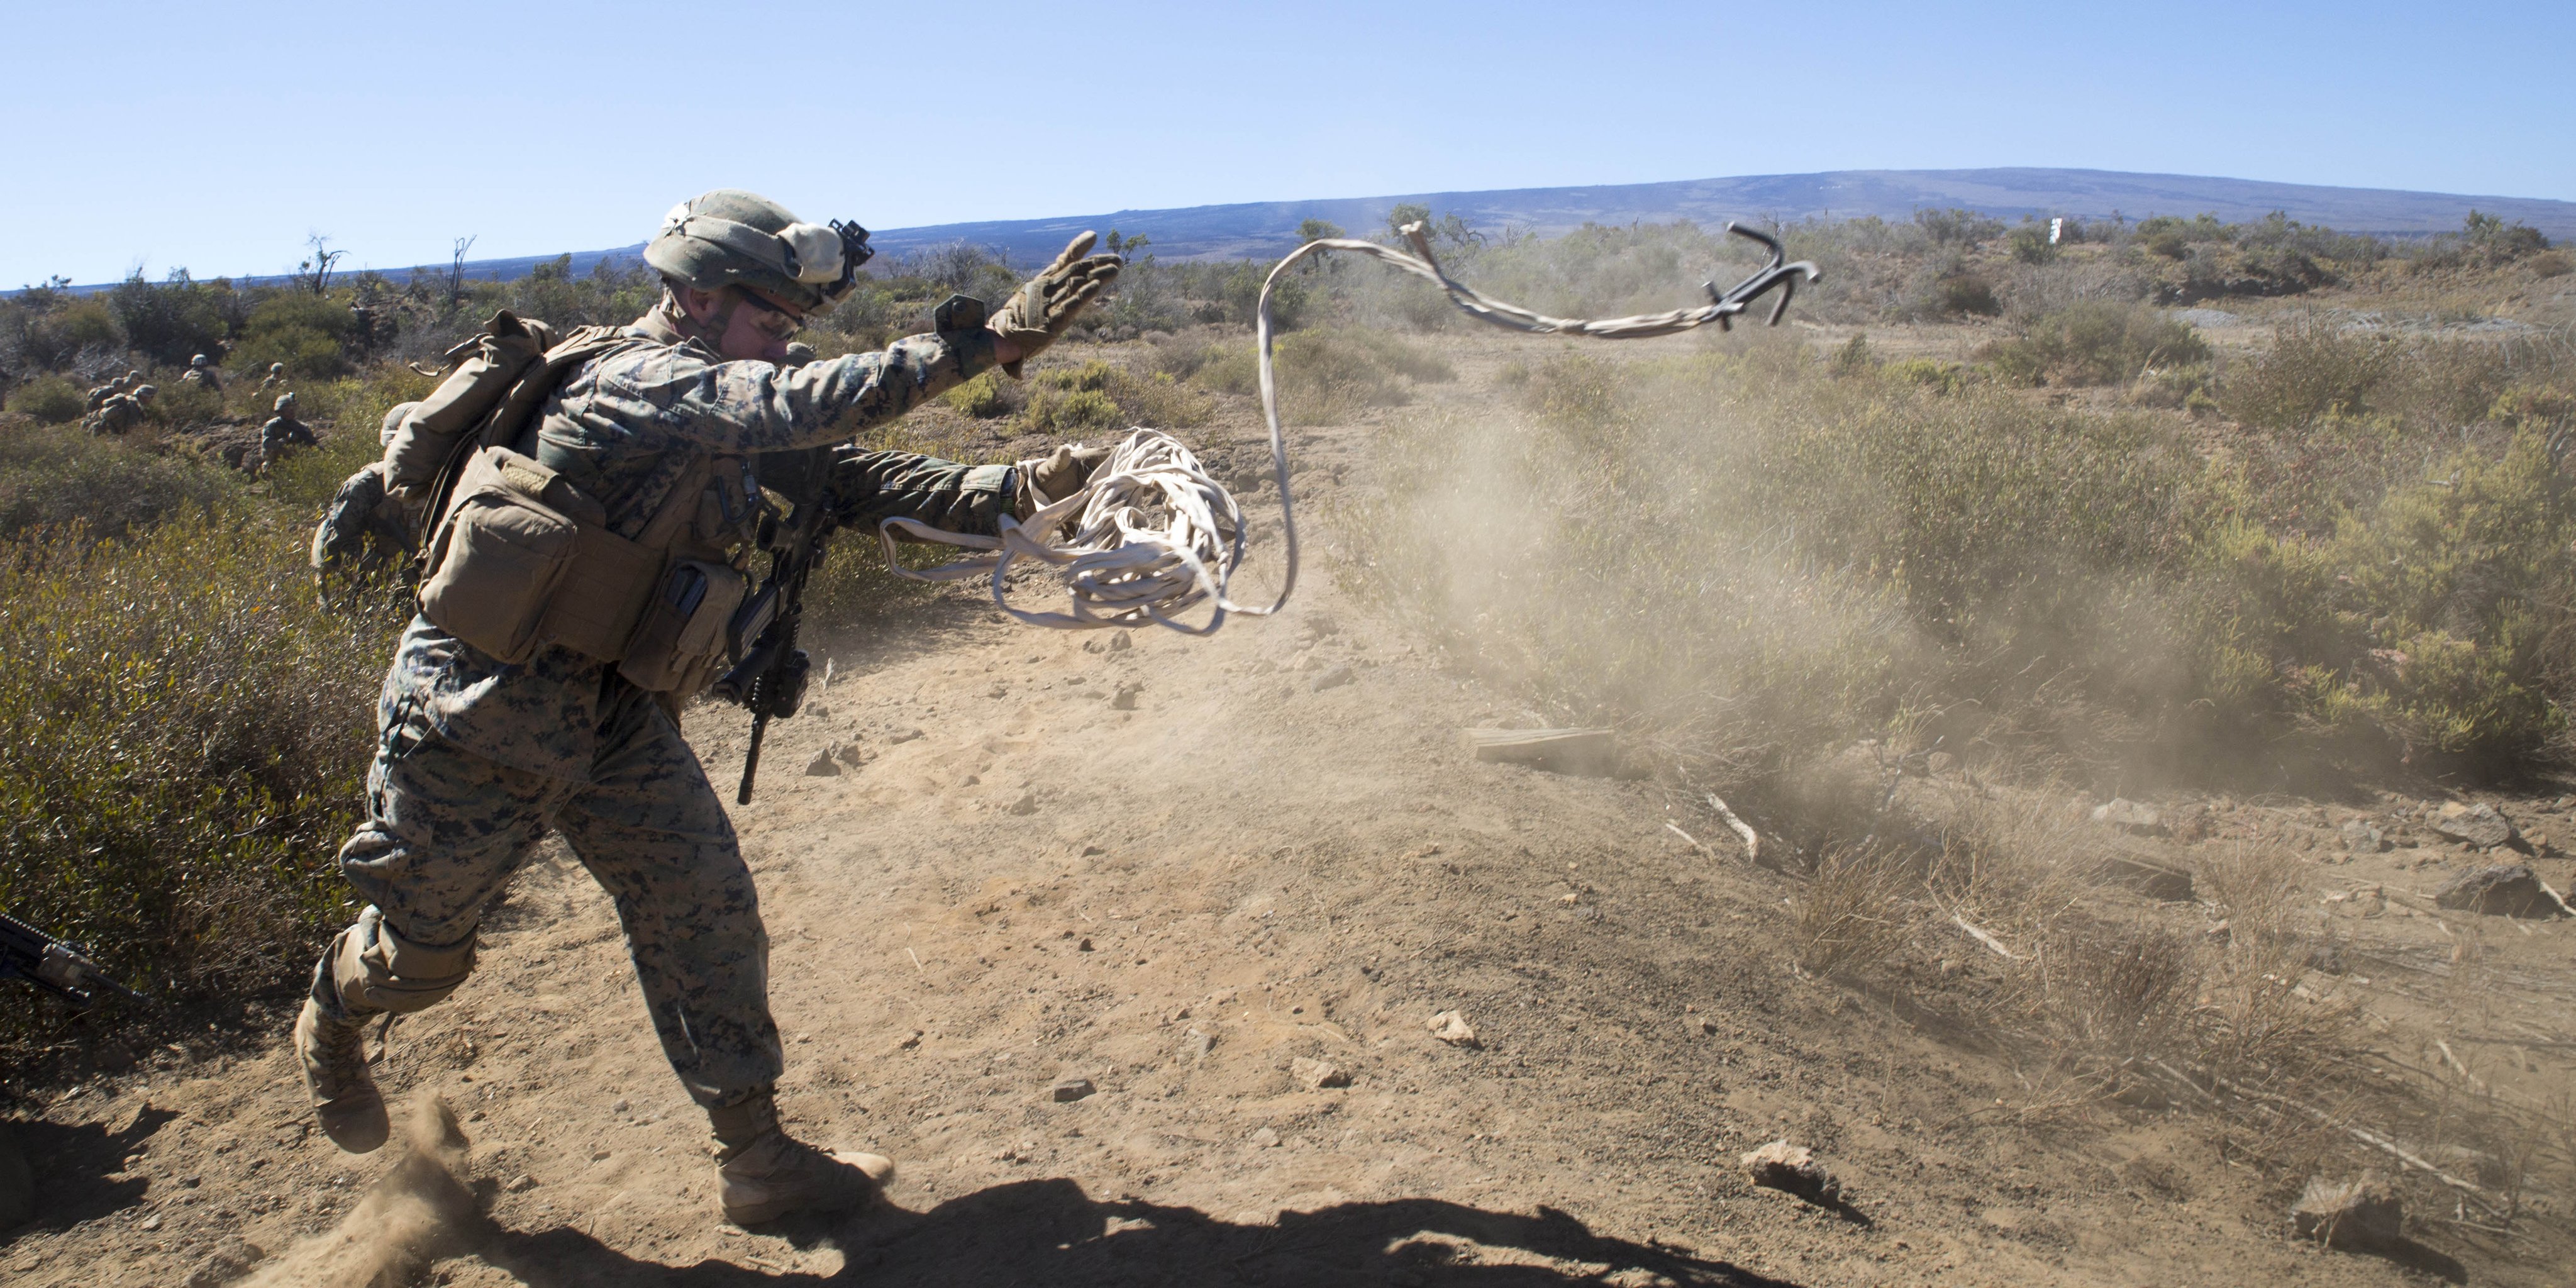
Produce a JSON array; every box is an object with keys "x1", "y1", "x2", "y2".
[
  {"x1": 293, "y1": 995, "x2": 388, "y2": 1153},
  {"x1": 708, "y1": 1092, "x2": 893, "y2": 1225}
]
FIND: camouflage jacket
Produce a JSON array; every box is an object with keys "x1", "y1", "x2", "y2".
[
  {"x1": 391, "y1": 316, "x2": 1009, "y2": 780},
  {"x1": 262, "y1": 414, "x2": 316, "y2": 448}
]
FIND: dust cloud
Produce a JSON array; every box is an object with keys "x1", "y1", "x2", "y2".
[{"x1": 243, "y1": 1097, "x2": 478, "y2": 1288}]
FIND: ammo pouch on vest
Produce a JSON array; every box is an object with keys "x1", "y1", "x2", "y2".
[{"x1": 419, "y1": 447, "x2": 746, "y2": 692}]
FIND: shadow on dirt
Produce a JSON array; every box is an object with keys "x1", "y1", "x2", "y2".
[
  {"x1": 1, "y1": 1103, "x2": 178, "y2": 1240},
  {"x1": 2340, "y1": 1236, "x2": 2468, "y2": 1285},
  {"x1": 478, "y1": 1177, "x2": 1804, "y2": 1286}
]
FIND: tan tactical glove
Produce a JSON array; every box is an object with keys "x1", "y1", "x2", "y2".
[
  {"x1": 991, "y1": 233, "x2": 1122, "y2": 377},
  {"x1": 1014, "y1": 443, "x2": 1113, "y2": 525}
]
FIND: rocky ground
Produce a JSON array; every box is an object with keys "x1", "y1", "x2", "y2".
[{"x1": 7, "y1": 338, "x2": 2575, "y2": 1287}]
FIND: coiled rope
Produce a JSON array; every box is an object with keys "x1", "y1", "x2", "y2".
[{"x1": 882, "y1": 222, "x2": 1818, "y2": 633}]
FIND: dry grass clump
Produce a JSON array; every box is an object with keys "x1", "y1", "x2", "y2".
[
  {"x1": 1984, "y1": 301, "x2": 2210, "y2": 388},
  {"x1": 1790, "y1": 843, "x2": 1918, "y2": 979},
  {"x1": 1180, "y1": 328, "x2": 1453, "y2": 424},
  {"x1": 1774, "y1": 794, "x2": 2362, "y2": 1141}
]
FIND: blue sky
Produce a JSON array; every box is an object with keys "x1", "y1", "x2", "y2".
[{"x1": 6, "y1": 0, "x2": 2570, "y2": 286}]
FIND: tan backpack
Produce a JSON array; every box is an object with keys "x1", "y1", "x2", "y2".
[
  {"x1": 387, "y1": 311, "x2": 628, "y2": 509},
  {"x1": 399, "y1": 313, "x2": 750, "y2": 692}
]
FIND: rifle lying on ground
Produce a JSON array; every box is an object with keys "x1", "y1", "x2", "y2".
[
  {"x1": 713, "y1": 446, "x2": 836, "y2": 804},
  {"x1": 1, "y1": 911, "x2": 149, "y2": 1008}
]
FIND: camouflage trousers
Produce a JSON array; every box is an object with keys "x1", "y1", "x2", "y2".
[{"x1": 310, "y1": 670, "x2": 781, "y2": 1108}]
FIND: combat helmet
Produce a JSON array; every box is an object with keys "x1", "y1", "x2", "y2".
[
  {"x1": 275, "y1": 392, "x2": 297, "y2": 413},
  {"x1": 132, "y1": 384, "x2": 157, "y2": 401},
  {"x1": 379, "y1": 400, "x2": 419, "y2": 447},
  {"x1": 644, "y1": 189, "x2": 872, "y2": 313}
]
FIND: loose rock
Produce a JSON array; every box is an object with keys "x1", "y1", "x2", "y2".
[
  {"x1": 1428, "y1": 1011, "x2": 1479, "y2": 1046},
  {"x1": 1006, "y1": 792, "x2": 1039, "y2": 816},
  {"x1": 1291, "y1": 1057, "x2": 1350, "y2": 1089},
  {"x1": 1184, "y1": 1029, "x2": 1214, "y2": 1060},
  {"x1": 802, "y1": 749, "x2": 840, "y2": 777},
  {"x1": 1108, "y1": 630, "x2": 1133, "y2": 652},
  {"x1": 1050, "y1": 1077, "x2": 1096, "y2": 1102},
  {"x1": 1111, "y1": 681, "x2": 1144, "y2": 711},
  {"x1": 2431, "y1": 801, "x2": 2519, "y2": 850},
  {"x1": 2339, "y1": 818, "x2": 2389, "y2": 853},
  {"x1": 2434, "y1": 863, "x2": 2551, "y2": 918},
  {"x1": 2290, "y1": 1173, "x2": 2402, "y2": 1250},
  {"x1": 2090, "y1": 797, "x2": 2166, "y2": 836},
  {"x1": 889, "y1": 727, "x2": 924, "y2": 744},
  {"x1": 505, "y1": 1173, "x2": 537, "y2": 1192},
  {"x1": 181, "y1": 1237, "x2": 264, "y2": 1288},
  {"x1": 1310, "y1": 665, "x2": 1353, "y2": 692},
  {"x1": 1742, "y1": 1140, "x2": 1843, "y2": 1206}
]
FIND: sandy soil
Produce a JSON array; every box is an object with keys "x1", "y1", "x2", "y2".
[{"x1": 9, "y1": 341, "x2": 2576, "y2": 1288}]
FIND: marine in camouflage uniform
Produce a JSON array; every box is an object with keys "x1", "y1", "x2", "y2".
[
  {"x1": 260, "y1": 362, "x2": 287, "y2": 391},
  {"x1": 295, "y1": 189, "x2": 1118, "y2": 1227},
  {"x1": 312, "y1": 402, "x2": 428, "y2": 608},
  {"x1": 258, "y1": 392, "x2": 316, "y2": 471},
  {"x1": 86, "y1": 383, "x2": 153, "y2": 435},
  {"x1": 182, "y1": 353, "x2": 223, "y2": 392}
]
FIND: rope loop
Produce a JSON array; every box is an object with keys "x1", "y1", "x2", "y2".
[{"x1": 880, "y1": 222, "x2": 1818, "y2": 634}]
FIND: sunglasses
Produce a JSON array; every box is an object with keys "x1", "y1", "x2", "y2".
[{"x1": 735, "y1": 289, "x2": 804, "y2": 340}]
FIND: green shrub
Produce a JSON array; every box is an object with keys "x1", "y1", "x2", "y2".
[
  {"x1": 2135, "y1": 214, "x2": 2224, "y2": 262},
  {"x1": 1931, "y1": 272, "x2": 2001, "y2": 317},
  {"x1": 1022, "y1": 385, "x2": 1123, "y2": 433},
  {"x1": 1214, "y1": 260, "x2": 1309, "y2": 330},
  {"x1": 1914, "y1": 208, "x2": 2003, "y2": 248},
  {"x1": 0, "y1": 420, "x2": 243, "y2": 540},
  {"x1": 2464, "y1": 210, "x2": 2550, "y2": 265},
  {"x1": 0, "y1": 514, "x2": 395, "y2": 1050},
  {"x1": 1009, "y1": 358, "x2": 1214, "y2": 435},
  {"x1": 2189, "y1": 433, "x2": 2576, "y2": 765},
  {"x1": 2140, "y1": 228, "x2": 2192, "y2": 260},
  {"x1": 2220, "y1": 316, "x2": 2399, "y2": 428},
  {"x1": 6, "y1": 375, "x2": 87, "y2": 423},
  {"x1": 1987, "y1": 302, "x2": 2209, "y2": 387},
  {"x1": 2174, "y1": 245, "x2": 2329, "y2": 301},
  {"x1": 1884, "y1": 357, "x2": 1969, "y2": 394},
  {"x1": 2007, "y1": 220, "x2": 2058, "y2": 265},
  {"x1": 944, "y1": 368, "x2": 1014, "y2": 418},
  {"x1": 109, "y1": 271, "x2": 237, "y2": 367},
  {"x1": 2490, "y1": 384, "x2": 2576, "y2": 431},
  {"x1": 1830, "y1": 333, "x2": 1874, "y2": 375},
  {"x1": 152, "y1": 374, "x2": 225, "y2": 427},
  {"x1": 2128, "y1": 363, "x2": 2214, "y2": 409},
  {"x1": 1, "y1": 297, "x2": 123, "y2": 369},
  {"x1": 230, "y1": 293, "x2": 351, "y2": 378}
]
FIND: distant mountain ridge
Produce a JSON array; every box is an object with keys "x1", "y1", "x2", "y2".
[
  {"x1": 855, "y1": 167, "x2": 2576, "y2": 266},
  {"x1": 48, "y1": 168, "x2": 2576, "y2": 292}
]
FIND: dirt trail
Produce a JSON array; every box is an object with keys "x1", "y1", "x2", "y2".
[{"x1": 9, "y1": 381, "x2": 2573, "y2": 1287}]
